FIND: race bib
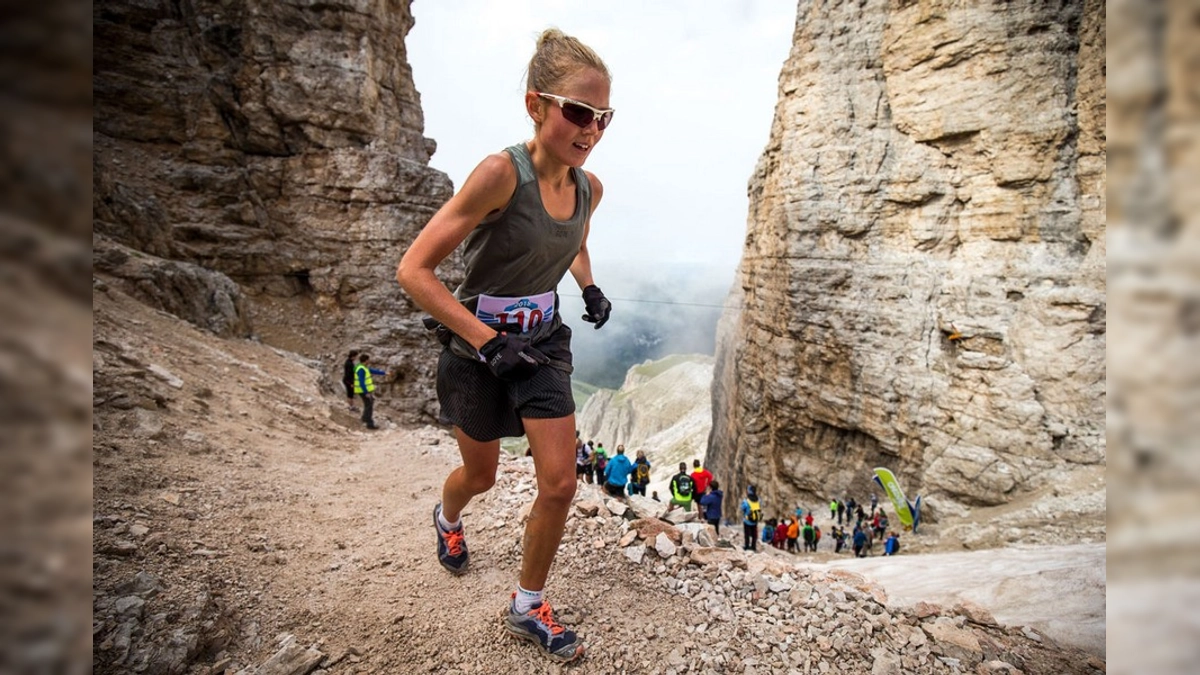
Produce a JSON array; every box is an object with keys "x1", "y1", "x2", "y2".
[{"x1": 475, "y1": 291, "x2": 555, "y2": 333}]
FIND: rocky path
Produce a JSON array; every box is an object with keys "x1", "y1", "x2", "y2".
[{"x1": 91, "y1": 280, "x2": 1105, "y2": 674}]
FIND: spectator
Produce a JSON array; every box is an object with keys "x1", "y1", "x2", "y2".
[
  {"x1": 574, "y1": 433, "x2": 591, "y2": 483},
  {"x1": 583, "y1": 441, "x2": 596, "y2": 484},
  {"x1": 699, "y1": 480, "x2": 724, "y2": 536},
  {"x1": 592, "y1": 443, "x2": 608, "y2": 485},
  {"x1": 602, "y1": 445, "x2": 633, "y2": 498},
  {"x1": 853, "y1": 526, "x2": 868, "y2": 558},
  {"x1": 629, "y1": 450, "x2": 651, "y2": 496},
  {"x1": 662, "y1": 462, "x2": 695, "y2": 517},
  {"x1": 740, "y1": 486, "x2": 762, "y2": 551},
  {"x1": 353, "y1": 353, "x2": 386, "y2": 430},
  {"x1": 689, "y1": 459, "x2": 713, "y2": 500},
  {"x1": 343, "y1": 349, "x2": 359, "y2": 412},
  {"x1": 773, "y1": 519, "x2": 788, "y2": 549},
  {"x1": 786, "y1": 517, "x2": 799, "y2": 553},
  {"x1": 885, "y1": 531, "x2": 900, "y2": 556}
]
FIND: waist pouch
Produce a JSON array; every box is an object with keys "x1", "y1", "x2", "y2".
[{"x1": 422, "y1": 308, "x2": 573, "y2": 375}]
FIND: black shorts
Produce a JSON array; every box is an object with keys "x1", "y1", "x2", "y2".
[
  {"x1": 436, "y1": 323, "x2": 574, "y2": 442},
  {"x1": 603, "y1": 481, "x2": 626, "y2": 498}
]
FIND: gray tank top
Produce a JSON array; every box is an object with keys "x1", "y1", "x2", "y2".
[{"x1": 454, "y1": 143, "x2": 590, "y2": 306}]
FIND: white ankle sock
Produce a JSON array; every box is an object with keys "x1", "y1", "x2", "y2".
[
  {"x1": 437, "y1": 507, "x2": 461, "y2": 532},
  {"x1": 513, "y1": 585, "x2": 543, "y2": 613}
]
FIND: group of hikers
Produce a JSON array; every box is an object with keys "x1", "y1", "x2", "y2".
[
  {"x1": 574, "y1": 436, "x2": 654, "y2": 497},
  {"x1": 575, "y1": 437, "x2": 722, "y2": 513},
  {"x1": 574, "y1": 438, "x2": 729, "y2": 533},
  {"x1": 744, "y1": 493, "x2": 903, "y2": 557},
  {"x1": 572, "y1": 442, "x2": 906, "y2": 559}
]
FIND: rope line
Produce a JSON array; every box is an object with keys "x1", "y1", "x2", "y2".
[{"x1": 567, "y1": 296, "x2": 742, "y2": 310}]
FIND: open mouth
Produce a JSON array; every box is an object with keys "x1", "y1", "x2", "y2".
[{"x1": 573, "y1": 142, "x2": 591, "y2": 151}]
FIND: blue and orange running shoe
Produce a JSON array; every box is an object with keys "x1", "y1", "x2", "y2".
[
  {"x1": 504, "y1": 594, "x2": 584, "y2": 663},
  {"x1": 433, "y1": 503, "x2": 468, "y2": 575}
]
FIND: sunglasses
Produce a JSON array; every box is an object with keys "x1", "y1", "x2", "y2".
[{"x1": 537, "y1": 92, "x2": 614, "y2": 130}]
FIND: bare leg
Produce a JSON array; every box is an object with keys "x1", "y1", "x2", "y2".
[
  {"x1": 519, "y1": 415, "x2": 577, "y2": 592},
  {"x1": 440, "y1": 427, "x2": 500, "y2": 522}
]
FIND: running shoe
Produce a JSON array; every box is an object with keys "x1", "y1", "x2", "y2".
[
  {"x1": 433, "y1": 503, "x2": 469, "y2": 575},
  {"x1": 504, "y1": 595, "x2": 584, "y2": 663}
]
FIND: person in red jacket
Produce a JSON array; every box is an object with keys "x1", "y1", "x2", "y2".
[
  {"x1": 773, "y1": 519, "x2": 789, "y2": 549},
  {"x1": 689, "y1": 459, "x2": 713, "y2": 499}
]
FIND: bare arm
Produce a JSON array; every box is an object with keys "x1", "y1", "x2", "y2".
[
  {"x1": 396, "y1": 153, "x2": 517, "y2": 351},
  {"x1": 567, "y1": 171, "x2": 605, "y2": 290}
]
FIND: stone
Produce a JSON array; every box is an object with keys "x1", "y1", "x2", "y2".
[
  {"x1": 976, "y1": 661, "x2": 1025, "y2": 675},
  {"x1": 955, "y1": 600, "x2": 999, "y2": 627},
  {"x1": 605, "y1": 499, "x2": 628, "y2": 517},
  {"x1": 923, "y1": 617, "x2": 984, "y2": 664},
  {"x1": 629, "y1": 518, "x2": 682, "y2": 545},
  {"x1": 870, "y1": 647, "x2": 902, "y2": 675},
  {"x1": 655, "y1": 533, "x2": 678, "y2": 558},
  {"x1": 624, "y1": 546, "x2": 646, "y2": 565}
]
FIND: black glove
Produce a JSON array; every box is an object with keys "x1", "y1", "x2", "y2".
[
  {"x1": 478, "y1": 333, "x2": 549, "y2": 381},
  {"x1": 581, "y1": 285, "x2": 612, "y2": 329}
]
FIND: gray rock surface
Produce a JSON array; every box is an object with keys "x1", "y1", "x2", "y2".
[
  {"x1": 710, "y1": 0, "x2": 1106, "y2": 513},
  {"x1": 93, "y1": 0, "x2": 454, "y2": 423}
]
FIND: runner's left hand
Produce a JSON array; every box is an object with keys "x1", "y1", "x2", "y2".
[{"x1": 581, "y1": 285, "x2": 611, "y2": 329}]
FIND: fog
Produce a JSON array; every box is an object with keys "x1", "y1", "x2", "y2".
[{"x1": 557, "y1": 260, "x2": 736, "y2": 388}]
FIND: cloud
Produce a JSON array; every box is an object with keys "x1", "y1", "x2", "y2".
[{"x1": 407, "y1": 1, "x2": 796, "y2": 270}]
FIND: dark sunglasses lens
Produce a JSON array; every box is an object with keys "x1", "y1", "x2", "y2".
[
  {"x1": 597, "y1": 111, "x2": 613, "y2": 130},
  {"x1": 561, "y1": 102, "x2": 593, "y2": 128}
]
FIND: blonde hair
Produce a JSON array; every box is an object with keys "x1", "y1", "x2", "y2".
[{"x1": 526, "y1": 28, "x2": 610, "y2": 94}]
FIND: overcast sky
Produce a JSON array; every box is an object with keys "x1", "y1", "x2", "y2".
[{"x1": 406, "y1": 1, "x2": 797, "y2": 274}]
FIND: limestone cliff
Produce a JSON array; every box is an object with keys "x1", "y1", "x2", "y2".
[
  {"x1": 709, "y1": 0, "x2": 1106, "y2": 515},
  {"x1": 577, "y1": 355, "x2": 714, "y2": 491},
  {"x1": 92, "y1": 0, "x2": 452, "y2": 422}
]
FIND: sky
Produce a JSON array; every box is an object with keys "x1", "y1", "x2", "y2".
[{"x1": 406, "y1": 1, "x2": 797, "y2": 275}]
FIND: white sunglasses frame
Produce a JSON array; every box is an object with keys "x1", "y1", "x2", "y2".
[{"x1": 536, "y1": 92, "x2": 615, "y2": 129}]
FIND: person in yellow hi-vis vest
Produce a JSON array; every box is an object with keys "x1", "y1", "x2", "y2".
[{"x1": 353, "y1": 353, "x2": 385, "y2": 430}]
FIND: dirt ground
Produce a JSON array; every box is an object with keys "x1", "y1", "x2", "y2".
[
  {"x1": 91, "y1": 280, "x2": 699, "y2": 674},
  {"x1": 89, "y1": 272, "x2": 1105, "y2": 675}
]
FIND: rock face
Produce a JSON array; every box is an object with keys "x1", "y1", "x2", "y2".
[
  {"x1": 92, "y1": 0, "x2": 453, "y2": 422},
  {"x1": 709, "y1": 1, "x2": 1106, "y2": 512}
]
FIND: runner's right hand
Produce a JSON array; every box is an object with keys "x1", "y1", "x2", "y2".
[{"x1": 479, "y1": 333, "x2": 549, "y2": 381}]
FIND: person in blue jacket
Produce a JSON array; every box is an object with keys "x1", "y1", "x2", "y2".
[
  {"x1": 602, "y1": 445, "x2": 634, "y2": 499},
  {"x1": 884, "y1": 531, "x2": 900, "y2": 556},
  {"x1": 853, "y1": 526, "x2": 869, "y2": 557},
  {"x1": 699, "y1": 480, "x2": 724, "y2": 536},
  {"x1": 741, "y1": 485, "x2": 763, "y2": 551}
]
